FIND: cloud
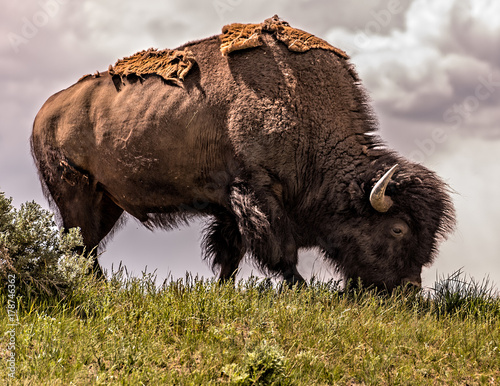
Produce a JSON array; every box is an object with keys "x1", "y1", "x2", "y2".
[
  {"x1": 325, "y1": 0, "x2": 500, "y2": 137},
  {"x1": 449, "y1": 0, "x2": 500, "y2": 66},
  {"x1": 422, "y1": 136, "x2": 500, "y2": 287}
]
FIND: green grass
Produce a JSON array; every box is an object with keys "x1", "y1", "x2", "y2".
[{"x1": 1, "y1": 271, "x2": 499, "y2": 385}]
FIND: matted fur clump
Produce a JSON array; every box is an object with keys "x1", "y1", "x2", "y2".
[
  {"x1": 108, "y1": 48, "x2": 196, "y2": 83},
  {"x1": 220, "y1": 15, "x2": 349, "y2": 58}
]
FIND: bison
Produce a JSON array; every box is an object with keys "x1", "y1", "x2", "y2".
[{"x1": 31, "y1": 16, "x2": 455, "y2": 290}]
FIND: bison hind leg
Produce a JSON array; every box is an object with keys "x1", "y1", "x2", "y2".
[
  {"x1": 62, "y1": 189, "x2": 124, "y2": 278},
  {"x1": 202, "y1": 210, "x2": 246, "y2": 281},
  {"x1": 39, "y1": 164, "x2": 124, "y2": 277},
  {"x1": 31, "y1": 143, "x2": 125, "y2": 277}
]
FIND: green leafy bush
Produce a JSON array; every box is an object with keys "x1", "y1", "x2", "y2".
[
  {"x1": 222, "y1": 340, "x2": 287, "y2": 385},
  {"x1": 0, "y1": 191, "x2": 93, "y2": 298}
]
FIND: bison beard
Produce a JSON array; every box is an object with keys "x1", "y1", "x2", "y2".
[{"x1": 31, "y1": 16, "x2": 455, "y2": 290}]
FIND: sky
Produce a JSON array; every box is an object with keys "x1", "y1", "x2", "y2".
[{"x1": 1, "y1": 0, "x2": 499, "y2": 289}]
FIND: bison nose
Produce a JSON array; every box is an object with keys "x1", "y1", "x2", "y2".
[{"x1": 401, "y1": 277, "x2": 422, "y2": 289}]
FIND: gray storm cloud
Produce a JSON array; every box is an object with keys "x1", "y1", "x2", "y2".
[{"x1": 327, "y1": 0, "x2": 500, "y2": 126}]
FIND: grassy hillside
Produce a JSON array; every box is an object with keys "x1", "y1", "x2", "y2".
[{"x1": 1, "y1": 271, "x2": 499, "y2": 385}]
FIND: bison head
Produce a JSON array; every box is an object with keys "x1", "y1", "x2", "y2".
[{"x1": 319, "y1": 160, "x2": 456, "y2": 291}]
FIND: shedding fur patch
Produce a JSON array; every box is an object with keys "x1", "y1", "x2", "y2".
[
  {"x1": 108, "y1": 48, "x2": 196, "y2": 83},
  {"x1": 220, "y1": 15, "x2": 348, "y2": 58},
  {"x1": 220, "y1": 22, "x2": 264, "y2": 55}
]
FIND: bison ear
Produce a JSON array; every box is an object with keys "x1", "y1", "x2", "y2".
[
  {"x1": 348, "y1": 179, "x2": 364, "y2": 201},
  {"x1": 347, "y1": 179, "x2": 368, "y2": 213}
]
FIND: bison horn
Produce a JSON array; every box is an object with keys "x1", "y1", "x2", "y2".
[{"x1": 369, "y1": 164, "x2": 398, "y2": 213}]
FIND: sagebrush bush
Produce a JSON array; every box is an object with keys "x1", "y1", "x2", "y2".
[
  {"x1": 0, "y1": 191, "x2": 93, "y2": 298},
  {"x1": 222, "y1": 340, "x2": 287, "y2": 385}
]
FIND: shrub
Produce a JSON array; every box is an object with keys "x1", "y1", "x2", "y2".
[
  {"x1": 222, "y1": 340, "x2": 287, "y2": 385},
  {"x1": 0, "y1": 191, "x2": 93, "y2": 298}
]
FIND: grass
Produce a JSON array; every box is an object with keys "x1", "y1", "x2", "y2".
[{"x1": 1, "y1": 270, "x2": 499, "y2": 385}]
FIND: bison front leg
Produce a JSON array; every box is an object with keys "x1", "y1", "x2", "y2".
[
  {"x1": 202, "y1": 210, "x2": 246, "y2": 281},
  {"x1": 229, "y1": 182, "x2": 305, "y2": 285},
  {"x1": 260, "y1": 228, "x2": 305, "y2": 286},
  {"x1": 276, "y1": 244, "x2": 305, "y2": 286}
]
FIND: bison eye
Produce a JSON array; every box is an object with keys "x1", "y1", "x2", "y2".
[
  {"x1": 392, "y1": 227, "x2": 403, "y2": 236},
  {"x1": 390, "y1": 221, "x2": 408, "y2": 238}
]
